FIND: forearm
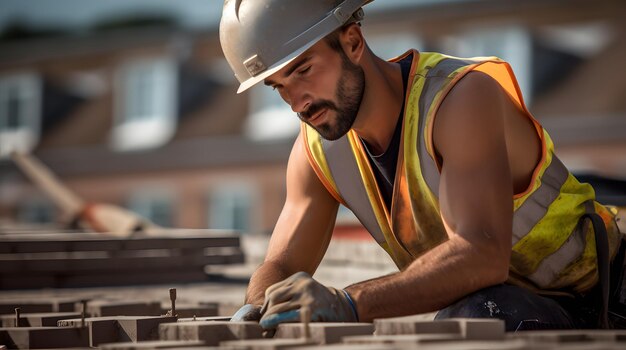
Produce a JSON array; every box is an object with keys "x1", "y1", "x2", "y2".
[
  {"x1": 245, "y1": 260, "x2": 292, "y2": 305},
  {"x1": 345, "y1": 237, "x2": 509, "y2": 322}
]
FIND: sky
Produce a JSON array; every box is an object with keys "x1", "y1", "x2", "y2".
[{"x1": 0, "y1": 0, "x2": 473, "y2": 32}]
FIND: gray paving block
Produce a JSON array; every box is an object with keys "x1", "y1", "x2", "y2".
[
  {"x1": 82, "y1": 300, "x2": 163, "y2": 317},
  {"x1": 220, "y1": 338, "x2": 315, "y2": 350},
  {"x1": 58, "y1": 315, "x2": 176, "y2": 346},
  {"x1": 178, "y1": 316, "x2": 232, "y2": 322},
  {"x1": 0, "y1": 326, "x2": 89, "y2": 349},
  {"x1": 450, "y1": 318, "x2": 505, "y2": 340},
  {"x1": 1, "y1": 311, "x2": 81, "y2": 327},
  {"x1": 373, "y1": 316, "x2": 461, "y2": 335},
  {"x1": 160, "y1": 303, "x2": 219, "y2": 318},
  {"x1": 342, "y1": 333, "x2": 462, "y2": 346},
  {"x1": 274, "y1": 323, "x2": 374, "y2": 344},
  {"x1": 99, "y1": 339, "x2": 206, "y2": 349},
  {"x1": 0, "y1": 302, "x2": 52, "y2": 315},
  {"x1": 396, "y1": 339, "x2": 533, "y2": 350},
  {"x1": 283, "y1": 344, "x2": 401, "y2": 350},
  {"x1": 159, "y1": 321, "x2": 263, "y2": 346}
]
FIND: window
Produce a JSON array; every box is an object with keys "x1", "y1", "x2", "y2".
[
  {"x1": 442, "y1": 26, "x2": 533, "y2": 104},
  {"x1": 112, "y1": 58, "x2": 177, "y2": 151},
  {"x1": 127, "y1": 188, "x2": 175, "y2": 227},
  {"x1": 365, "y1": 30, "x2": 423, "y2": 61},
  {"x1": 208, "y1": 183, "x2": 257, "y2": 233},
  {"x1": 17, "y1": 198, "x2": 55, "y2": 224},
  {"x1": 0, "y1": 73, "x2": 41, "y2": 157},
  {"x1": 245, "y1": 84, "x2": 300, "y2": 141}
]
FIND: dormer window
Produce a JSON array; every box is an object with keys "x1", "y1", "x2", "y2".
[
  {"x1": 0, "y1": 73, "x2": 41, "y2": 157},
  {"x1": 112, "y1": 58, "x2": 177, "y2": 151}
]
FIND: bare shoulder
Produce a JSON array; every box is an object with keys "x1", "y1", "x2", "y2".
[
  {"x1": 286, "y1": 131, "x2": 336, "y2": 203},
  {"x1": 433, "y1": 71, "x2": 507, "y2": 163}
]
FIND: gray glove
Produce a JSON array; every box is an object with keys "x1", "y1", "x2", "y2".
[
  {"x1": 259, "y1": 271, "x2": 358, "y2": 329},
  {"x1": 231, "y1": 303, "x2": 262, "y2": 322}
]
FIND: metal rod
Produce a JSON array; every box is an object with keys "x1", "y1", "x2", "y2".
[
  {"x1": 81, "y1": 300, "x2": 87, "y2": 328},
  {"x1": 169, "y1": 288, "x2": 177, "y2": 317},
  {"x1": 14, "y1": 308, "x2": 20, "y2": 327},
  {"x1": 301, "y1": 306, "x2": 310, "y2": 340}
]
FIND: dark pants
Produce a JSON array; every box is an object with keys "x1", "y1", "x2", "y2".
[
  {"x1": 434, "y1": 284, "x2": 578, "y2": 331},
  {"x1": 435, "y1": 240, "x2": 626, "y2": 331}
]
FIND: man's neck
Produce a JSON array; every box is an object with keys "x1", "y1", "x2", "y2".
[{"x1": 351, "y1": 51, "x2": 405, "y2": 155}]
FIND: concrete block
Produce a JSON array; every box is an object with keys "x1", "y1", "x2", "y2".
[
  {"x1": 1, "y1": 312, "x2": 81, "y2": 327},
  {"x1": 0, "y1": 302, "x2": 52, "y2": 315},
  {"x1": 342, "y1": 333, "x2": 462, "y2": 346},
  {"x1": 220, "y1": 338, "x2": 315, "y2": 350},
  {"x1": 394, "y1": 339, "x2": 532, "y2": 350},
  {"x1": 450, "y1": 318, "x2": 505, "y2": 340},
  {"x1": 159, "y1": 321, "x2": 263, "y2": 346},
  {"x1": 0, "y1": 326, "x2": 89, "y2": 349},
  {"x1": 99, "y1": 339, "x2": 206, "y2": 349},
  {"x1": 160, "y1": 303, "x2": 218, "y2": 318},
  {"x1": 82, "y1": 300, "x2": 163, "y2": 317},
  {"x1": 178, "y1": 316, "x2": 232, "y2": 322},
  {"x1": 58, "y1": 315, "x2": 176, "y2": 346},
  {"x1": 283, "y1": 344, "x2": 400, "y2": 350},
  {"x1": 373, "y1": 316, "x2": 460, "y2": 335},
  {"x1": 275, "y1": 323, "x2": 374, "y2": 344}
]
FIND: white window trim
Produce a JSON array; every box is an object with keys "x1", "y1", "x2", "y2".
[
  {"x1": 112, "y1": 57, "x2": 178, "y2": 151},
  {"x1": 0, "y1": 72, "x2": 41, "y2": 158}
]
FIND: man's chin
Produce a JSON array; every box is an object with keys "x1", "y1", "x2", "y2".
[{"x1": 313, "y1": 125, "x2": 349, "y2": 141}]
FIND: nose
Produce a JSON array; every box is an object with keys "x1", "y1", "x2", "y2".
[{"x1": 282, "y1": 84, "x2": 312, "y2": 115}]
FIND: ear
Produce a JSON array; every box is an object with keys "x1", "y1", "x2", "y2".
[{"x1": 339, "y1": 23, "x2": 365, "y2": 64}]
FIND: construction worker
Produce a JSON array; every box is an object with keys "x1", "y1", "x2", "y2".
[{"x1": 220, "y1": 0, "x2": 625, "y2": 330}]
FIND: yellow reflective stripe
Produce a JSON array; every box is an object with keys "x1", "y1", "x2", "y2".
[
  {"x1": 302, "y1": 123, "x2": 344, "y2": 205},
  {"x1": 347, "y1": 130, "x2": 413, "y2": 268},
  {"x1": 512, "y1": 173, "x2": 595, "y2": 275}
]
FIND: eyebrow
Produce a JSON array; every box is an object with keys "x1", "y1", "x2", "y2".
[{"x1": 264, "y1": 55, "x2": 312, "y2": 86}]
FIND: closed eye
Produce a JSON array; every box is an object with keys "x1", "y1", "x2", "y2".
[{"x1": 297, "y1": 66, "x2": 311, "y2": 75}]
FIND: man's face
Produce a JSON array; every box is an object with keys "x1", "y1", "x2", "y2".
[{"x1": 264, "y1": 40, "x2": 365, "y2": 140}]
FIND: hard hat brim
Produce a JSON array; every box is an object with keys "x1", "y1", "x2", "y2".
[{"x1": 236, "y1": 31, "x2": 329, "y2": 94}]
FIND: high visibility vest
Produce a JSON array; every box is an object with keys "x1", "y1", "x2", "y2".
[{"x1": 302, "y1": 49, "x2": 623, "y2": 293}]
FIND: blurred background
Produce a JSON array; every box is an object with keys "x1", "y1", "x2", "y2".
[{"x1": 0, "y1": 0, "x2": 625, "y2": 238}]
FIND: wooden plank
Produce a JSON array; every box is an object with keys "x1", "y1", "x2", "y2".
[
  {"x1": 0, "y1": 312, "x2": 81, "y2": 327},
  {"x1": 0, "y1": 326, "x2": 90, "y2": 349},
  {"x1": 0, "y1": 302, "x2": 52, "y2": 315},
  {"x1": 1, "y1": 270, "x2": 207, "y2": 289},
  {"x1": 0, "y1": 251, "x2": 244, "y2": 273},
  {"x1": 0, "y1": 234, "x2": 240, "y2": 254},
  {"x1": 59, "y1": 315, "x2": 177, "y2": 346}
]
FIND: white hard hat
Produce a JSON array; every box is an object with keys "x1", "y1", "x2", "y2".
[{"x1": 220, "y1": 0, "x2": 373, "y2": 93}]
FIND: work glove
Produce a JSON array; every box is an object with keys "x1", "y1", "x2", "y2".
[
  {"x1": 231, "y1": 304, "x2": 262, "y2": 322},
  {"x1": 259, "y1": 271, "x2": 358, "y2": 330}
]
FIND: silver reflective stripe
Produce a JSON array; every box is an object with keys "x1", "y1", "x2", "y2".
[
  {"x1": 417, "y1": 58, "x2": 476, "y2": 195},
  {"x1": 320, "y1": 56, "x2": 476, "y2": 244},
  {"x1": 322, "y1": 136, "x2": 386, "y2": 244},
  {"x1": 512, "y1": 156, "x2": 570, "y2": 245},
  {"x1": 527, "y1": 200, "x2": 595, "y2": 288}
]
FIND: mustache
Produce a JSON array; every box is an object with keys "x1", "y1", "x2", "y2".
[{"x1": 298, "y1": 100, "x2": 337, "y2": 121}]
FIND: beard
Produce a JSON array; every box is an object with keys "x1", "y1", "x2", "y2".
[{"x1": 298, "y1": 55, "x2": 365, "y2": 141}]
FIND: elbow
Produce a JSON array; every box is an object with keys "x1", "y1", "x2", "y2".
[{"x1": 476, "y1": 244, "x2": 510, "y2": 285}]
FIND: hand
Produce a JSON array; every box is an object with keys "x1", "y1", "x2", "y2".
[
  {"x1": 259, "y1": 271, "x2": 357, "y2": 329},
  {"x1": 231, "y1": 304, "x2": 262, "y2": 322}
]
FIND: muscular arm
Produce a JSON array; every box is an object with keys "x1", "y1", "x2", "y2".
[
  {"x1": 345, "y1": 72, "x2": 514, "y2": 321},
  {"x1": 245, "y1": 133, "x2": 339, "y2": 305}
]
